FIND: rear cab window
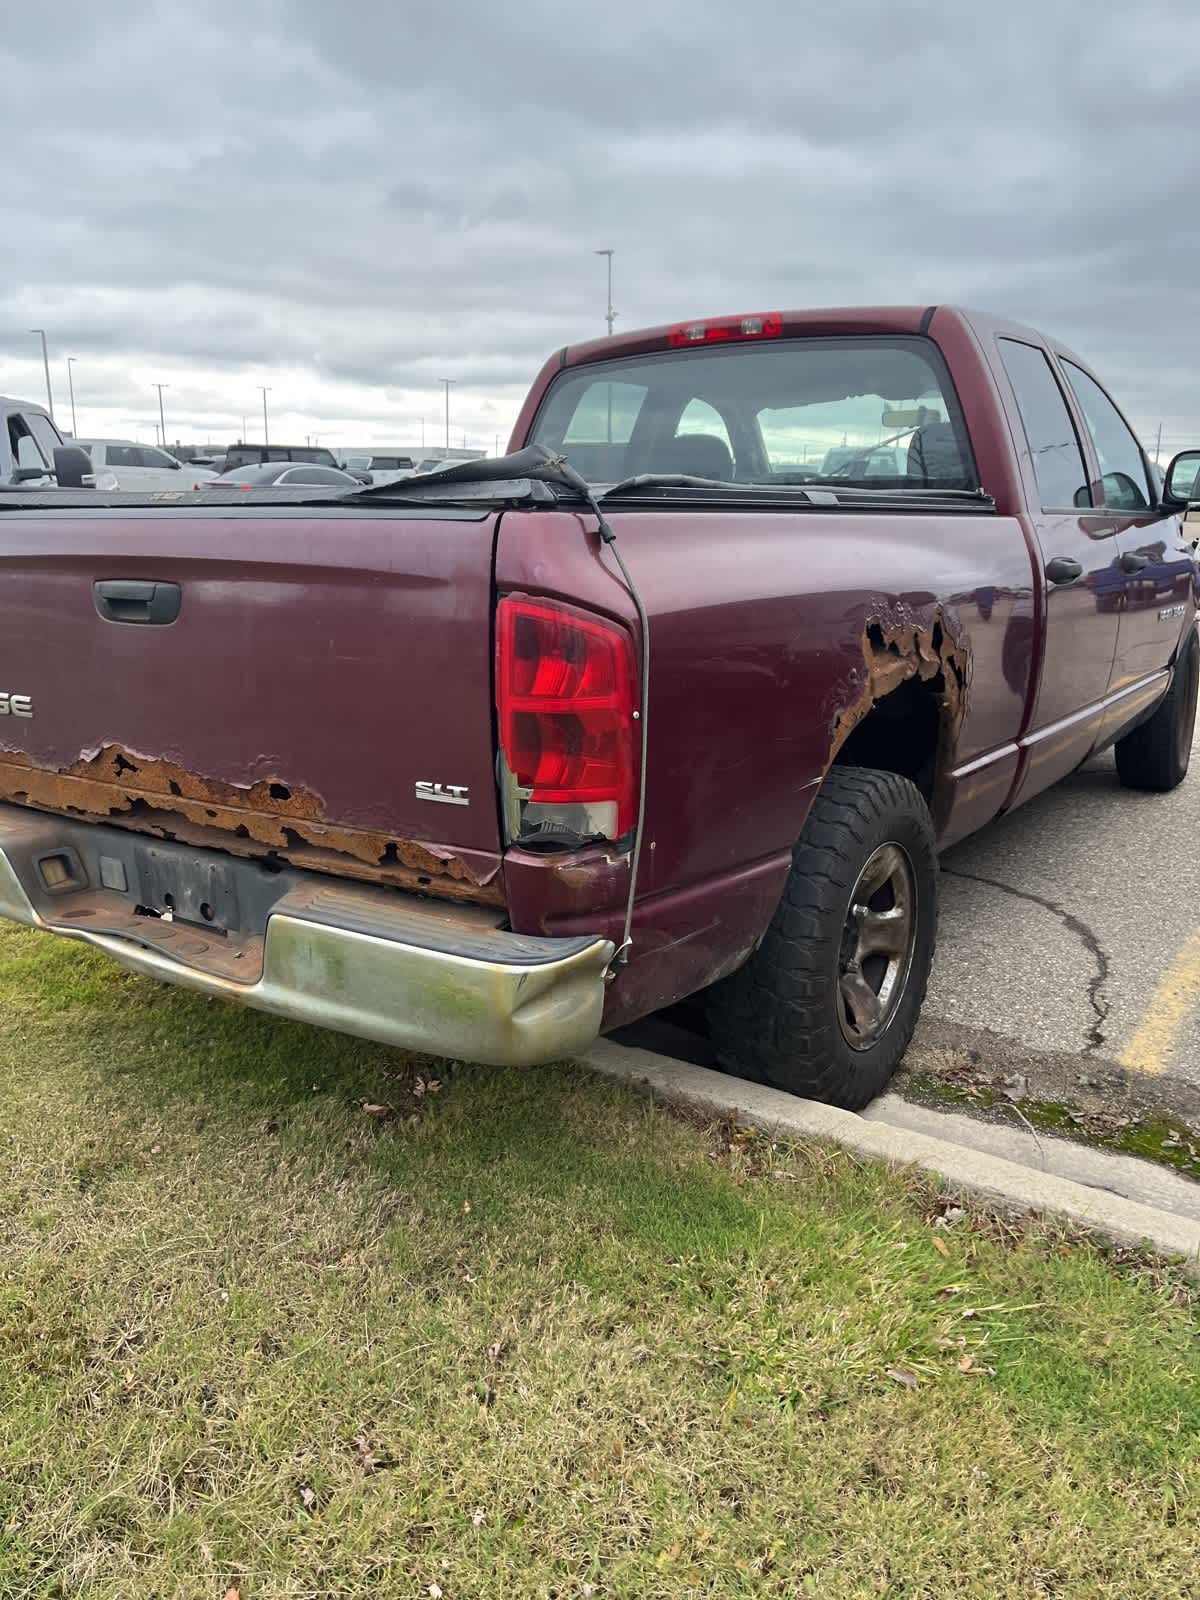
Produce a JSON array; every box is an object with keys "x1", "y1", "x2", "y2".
[{"x1": 530, "y1": 337, "x2": 977, "y2": 491}]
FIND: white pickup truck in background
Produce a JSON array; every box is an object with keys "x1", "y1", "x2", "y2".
[
  {"x1": 1, "y1": 398, "x2": 114, "y2": 489},
  {"x1": 75, "y1": 439, "x2": 217, "y2": 490}
]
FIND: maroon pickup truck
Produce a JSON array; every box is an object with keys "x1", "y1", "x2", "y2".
[{"x1": 0, "y1": 306, "x2": 1197, "y2": 1108}]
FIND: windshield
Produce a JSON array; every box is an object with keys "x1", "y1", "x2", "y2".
[{"x1": 529, "y1": 336, "x2": 977, "y2": 490}]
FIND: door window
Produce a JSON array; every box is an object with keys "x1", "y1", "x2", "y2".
[
  {"x1": 998, "y1": 339, "x2": 1090, "y2": 511},
  {"x1": 26, "y1": 412, "x2": 62, "y2": 465},
  {"x1": 7, "y1": 414, "x2": 49, "y2": 469},
  {"x1": 1061, "y1": 361, "x2": 1153, "y2": 512}
]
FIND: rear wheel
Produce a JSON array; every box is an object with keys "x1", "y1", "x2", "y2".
[
  {"x1": 1115, "y1": 627, "x2": 1199, "y2": 793},
  {"x1": 705, "y1": 767, "x2": 937, "y2": 1110}
]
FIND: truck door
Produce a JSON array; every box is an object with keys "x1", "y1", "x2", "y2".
[
  {"x1": 995, "y1": 336, "x2": 1122, "y2": 805},
  {"x1": 1055, "y1": 358, "x2": 1195, "y2": 740}
]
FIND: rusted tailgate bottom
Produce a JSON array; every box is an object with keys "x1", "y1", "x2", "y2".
[{"x1": 0, "y1": 805, "x2": 611, "y2": 1067}]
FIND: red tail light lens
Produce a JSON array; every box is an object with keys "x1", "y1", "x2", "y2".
[
  {"x1": 496, "y1": 596, "x2": 637, "y2": 836},
  {"x1": 668, "y1": 311, "x2": 783, "y2": 348}
]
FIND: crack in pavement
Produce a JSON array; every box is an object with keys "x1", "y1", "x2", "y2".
[{"x1": 941, "y1": 866, "x2": 1112, "y2": 1055}]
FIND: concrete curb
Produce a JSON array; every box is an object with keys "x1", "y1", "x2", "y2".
[{"x1": 584, "y1": 1039, "x2": 1200, "y2": 1274}]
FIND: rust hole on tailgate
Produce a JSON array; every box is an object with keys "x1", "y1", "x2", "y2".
[{"x1": 0, "y1": 744, "x2": 504, "y2": 908}]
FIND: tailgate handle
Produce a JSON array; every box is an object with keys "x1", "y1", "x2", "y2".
[{"x1": 94, "y1": 579, "x2": 181, "y2": 626}]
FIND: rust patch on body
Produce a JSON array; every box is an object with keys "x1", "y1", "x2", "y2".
[
  {"x1": 829, "y1": 608, "x2": 970, "y2": 762},
  {"x1": 0, "y1": 745, "x2": 504, "y2": 907}
]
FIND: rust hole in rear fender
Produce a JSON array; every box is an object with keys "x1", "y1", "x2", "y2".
[{"x1": 828, "y1": 606, "x2": 971, "y2": 767}]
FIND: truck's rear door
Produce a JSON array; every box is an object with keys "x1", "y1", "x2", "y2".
[{"x1": 0, "y1": 505, "x2": 504, "y2": 899}]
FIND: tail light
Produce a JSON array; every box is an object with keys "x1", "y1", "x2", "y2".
[
  {"x1": 496, "y1": 595, "x2": 637, "y2": 841},
  {"x1": 668, "y1": 311, "x2": 783, "y2": 347}
]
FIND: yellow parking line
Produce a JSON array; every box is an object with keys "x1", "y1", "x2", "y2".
[{"x1": 1119, "y1": 928, "x2": 1200, "y2": 1076}]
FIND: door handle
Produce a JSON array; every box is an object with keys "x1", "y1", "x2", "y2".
[
  {"x1": 1045, "y1": 556, "x2": 1083, "y2": 585},
  {"x1": 1119, "y1": 551, "x2": 1150, "y2": 574},
  {"x1": 94, "y1": 579, "x2": 181, "y2": 625}
]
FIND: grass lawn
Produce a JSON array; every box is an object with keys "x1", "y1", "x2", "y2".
[{"x1": 1, "y1": 924, "x2": 1198, "y2": 1598}]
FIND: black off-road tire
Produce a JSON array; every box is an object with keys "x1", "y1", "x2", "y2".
[
  {"x1": 1115, "y1": 627, "x2": 1199, "y2": 793},
  {"x1": 705, "y1": 768, "x2": 937, "y2": 1110}
]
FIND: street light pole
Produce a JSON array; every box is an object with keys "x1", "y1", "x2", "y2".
[
  {"x1": 153, "y1": 384, "x2": 169, "y2": 450},
  {"x1": 594, "y1": 249, "x2": 616, "y2": 336},
  {"x1": 258, "y1": 386, "x2": 272, "y2": 446},
  {"x1": 29, "y1": 329, "x2": 55, "y2": 423},
  {"x1": 66, "y1": 358, "x2": 78, "y2": 437},
  {"x1": 439, "y1": 380, "x2": 455, "y2": 451}
]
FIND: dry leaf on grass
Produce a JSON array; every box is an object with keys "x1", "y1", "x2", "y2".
[
  {"x1": 886, "y1": 1366, "x2": 920, "y2": 1390},
  {"x1": 298, "y1": 1484, "x2": 316, "y2": 1510},
  {"x1": 224, "y1": 1589, "x2": 240, "y2": 1600},
  {"x1": 471, "y1": 1507, "x2": 486, "y2": 1527},
  {"x1": 957, "y1": 1353, "x2": 995, "y2": 1376},
  {"x1": 360, "y1": 1102, "x2": 394, "y2": 1120},
  {"x1": 931, "y1": 1235, "x2": 950, "y2": 1257},
  {"x1": 429, "y1": 1585, "x2": 444, "y2": 1599},
  {"x1": 353, "y1": 1434, "x2": 397, "y2": 1475}
]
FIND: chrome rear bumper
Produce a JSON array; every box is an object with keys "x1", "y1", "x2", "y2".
[{"x1": 0, "y1": 807, "x2": 611, "y2": 1066}]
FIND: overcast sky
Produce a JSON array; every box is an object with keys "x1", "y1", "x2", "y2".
[{"x1": 3, "y1": 0, "x2": 1198, "y2": 456}]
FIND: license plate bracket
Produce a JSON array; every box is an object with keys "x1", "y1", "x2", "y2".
[{"x1": 134, "y1": 844, "x2": 239, "y2": 931}]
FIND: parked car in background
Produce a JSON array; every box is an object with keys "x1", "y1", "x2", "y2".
[
  {"x1": 76, "y1": 440, "x2": 216, "y2": 490},
  {"x1": 340, "y1": 451, "x2": 416, "y2": 488},
  {"x1": 167, "y1": 445, "x2": 220, "y2": 470},
  {"x1": 404, "y1": 453, "x2": 481, "y2": 476},
  {"x1": 222, "y1": 444, "x2": 338, "y2": 472},
  {"x1": 2, "y1": 399, "x2": 114, "y2": 488},
  {"x1": 820, "y1": 444, "x2": 906, "y2": 478},
  {"x1": 214, "y1": 462, "x2": 362, "y2": 489}
]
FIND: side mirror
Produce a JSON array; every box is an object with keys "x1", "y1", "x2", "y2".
[
  {"x1": 53, "y1": 445, "x2": 94, "y2": 488},
  {"x1": 1162, "y1": 450, "x2": 1200, "y2": 508}
]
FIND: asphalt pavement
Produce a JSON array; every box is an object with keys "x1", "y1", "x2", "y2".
[{"x1": 910, "y1": 720, "x2": 1200, "y2": 1122}]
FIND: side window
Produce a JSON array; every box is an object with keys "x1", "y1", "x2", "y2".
[
  {"x1": 557, "y1": 379, "x2": 647, "y2": 480},
  {"x1": 998, "y1": 339, "x2": 1090, "y2": 511},
  {"x1": 1061, "y1": 361, "x2": 1152, "y2": 513},
  {"x1": 676, "y1": 398, "x2": 732, "y2": 450},
  {"x1": 26, "y1": 413, "x2": 62, "y2": 464},
  {"x1": 562, "y1": 380, "x2": 647, "y2": 446},
  {"x1": 7, "y1": 415, "x2": 49, "y2": 469},
  {"x1": 138, "y1": 447, "x2": 178, "y2": 470},
  {"x1": 106, "y1": 445, "x2": 140, "y2": 468}
]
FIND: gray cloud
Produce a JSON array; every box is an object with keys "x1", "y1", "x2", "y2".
[{"x1": 2, "y1": 0, "x2": 1199, "y2": 450}]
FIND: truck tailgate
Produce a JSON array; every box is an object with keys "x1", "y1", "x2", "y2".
[{"x1": 0, "y1": 508, "x2": 503, "y2": 900}]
